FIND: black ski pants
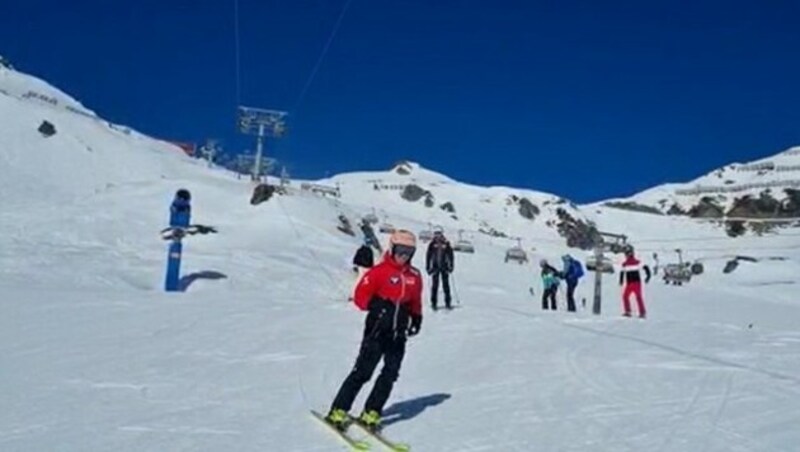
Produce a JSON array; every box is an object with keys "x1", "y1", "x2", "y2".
[
  {"x1": 331, "y1": 301, "x2": 408, "y2": 415},
  {"x1": 331, "y1": 334, "x2": 406, "y2": 415},
  {"x1": 565, "y1": 279, "x2": 577, "y2": 312},
  {"x1": 542, "y1": 286, "x2": 557, "y2": 310},
  {"x1": 430, "y1": 271, "x2": 451, "y2": 309}
]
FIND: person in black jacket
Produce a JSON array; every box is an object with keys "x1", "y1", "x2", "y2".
[
  {"x1": 425, "y1": 230, "x2": 454, "y2": 310},
  {"x1": 352, "y1": 241, "x2": 375, "y2": 271},
  {"x1": 348, "y1": 240, "x2": 375, "y2": 301}
]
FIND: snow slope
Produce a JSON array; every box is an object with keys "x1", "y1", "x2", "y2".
[{"x1": 1, "y1": 65, "x2": 800, "y2": 451}]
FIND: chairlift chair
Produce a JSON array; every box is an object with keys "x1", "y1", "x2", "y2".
[
  {"x1": 585, "y1": 254, "x2": 614, "y2": 273},
  {"x1": 453, "y1": 240, "x2": 475, "y2": 253},
  {"x1": 599, "y1": 231, "x2": 628, "y2": 254},
  {"x1": 363, "y1": 208, "x2": 379, "y2": 225},
  {"x1": 418, "y1": 229, "x2": 434, "y2": 242},
  {"x1": 453, "y1": 229, "x2": 475, "y2": 253},
  {"x1": 505, "y1": 247, "x2": 528, "y2": 264},
  {"x1": 504, "y1": 238, "x2": 528, "y2": 264},
  {"x1": 418, "y1": 222, "x2": 437, "y2": 243},
  {"x1": 662, "y1": 248, "x2": 692, "y2": 285}
]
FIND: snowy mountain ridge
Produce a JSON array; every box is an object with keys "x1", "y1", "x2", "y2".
[
  {"x1": 602, "y1": 146, "x2": 800, "y2": 222},
  {"x1": 0, "y1": 58, "x2": 95, "y2": 119}
]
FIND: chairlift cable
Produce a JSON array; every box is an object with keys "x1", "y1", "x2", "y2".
[
  {"x1": 275, "y1": 195, "x2": 349, "y2": 300},
  {"x1": 291, "y1": 0, "x2": 355, "y2": 116},
  {"x1": 233, "y1": 0, "x2": 243, "y2": 106}
]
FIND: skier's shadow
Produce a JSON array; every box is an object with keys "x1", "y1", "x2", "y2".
[
  {"x1": 179, "y1": 271, "x2": 228, "y2": 291},
  {"x1": 381, "y1": 393, "x2": 451, "y2": 426}
]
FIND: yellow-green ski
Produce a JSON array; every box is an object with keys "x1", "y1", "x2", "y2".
[
  {"x1": 348, "y1": 417, "x2": 410, "y2": 452},
  {"x1": 310, "y1": 410, "x2": 370, "y2": 451}
]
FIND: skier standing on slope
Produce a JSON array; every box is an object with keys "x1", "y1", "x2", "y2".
[
  {"x1": 326, "y1": 230, "x2": 423, "y2": 431},
  {"x1": 560, "y1": 254, "x2": 584, "y2": 312},
  {"x1": 619, "y1": 245, "x2": 651, "y2": 318},
  {"x1": 540, "y1": 259, "x2": 560, "y2": 310},
  {"x1": 426, "y1": 229, "x2": 455, "y2": 310}
]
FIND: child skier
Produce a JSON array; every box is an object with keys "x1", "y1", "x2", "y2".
[
  {"x1": 326, "y1": 230, "x2": 424, "y2": 431},
  {"x1": 540, "y1": 259, "x2": 560, "y2": 310}
]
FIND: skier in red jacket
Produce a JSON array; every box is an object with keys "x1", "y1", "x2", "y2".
[
  {"x1": 326, "y1": 229, "x2": 423, "y2": 431},
  {"x1": 619, "y1": 245, "x2": 651, "y2": 318}
]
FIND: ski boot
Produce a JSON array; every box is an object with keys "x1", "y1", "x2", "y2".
[
  {"x1": 358, "y1": 410, "x2": 382, "y2": 432},
  {"x1": 325, "y1": 408, "x2": 350, "y2": 431}
]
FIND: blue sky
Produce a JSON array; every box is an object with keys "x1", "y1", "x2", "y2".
[{"x1": 2, "y1": 0, "x2": 799, "y2": 202}]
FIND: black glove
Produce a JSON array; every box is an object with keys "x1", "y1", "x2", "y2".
[{"x1": 407, "y1": 314, "x2": 422, "y2": 337}]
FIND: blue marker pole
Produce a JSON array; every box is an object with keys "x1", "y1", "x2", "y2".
[
  {"x1": 164, "y1": 189, "x2": 192, "y2": 292},
  {"x1": 165, "y1": 240, "x2": 183, "y2": 291}
]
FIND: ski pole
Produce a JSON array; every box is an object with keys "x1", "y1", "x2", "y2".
[{"x1": 451, "y1": 272, "x2": 461, "y2": 305}]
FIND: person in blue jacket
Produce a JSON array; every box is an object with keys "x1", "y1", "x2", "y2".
[{"x1": 560, "y1": 254, "x2": 584, "y2": 312}]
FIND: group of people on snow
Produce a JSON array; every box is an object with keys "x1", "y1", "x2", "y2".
[
  {"x1": 538, "y1": 244, "x2": 651, "y2": 317},
  {"x1": 538, "y1": 254, "x2": 584, "y2": 312},
  {"x1": 332, "y1": 228, "x2": 652, "y2": 432}
]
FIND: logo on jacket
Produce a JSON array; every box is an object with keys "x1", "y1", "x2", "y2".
[{"x1": 389, "y1": 276, "x2": 400, "y2": 285}]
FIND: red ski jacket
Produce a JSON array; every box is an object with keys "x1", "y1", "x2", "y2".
[
  {"x1": 619, "y1": 256, "x2": 652, "y2": 285},
  {"x1": 353, "y1": 253, "x2": 423, "y2": 316}
]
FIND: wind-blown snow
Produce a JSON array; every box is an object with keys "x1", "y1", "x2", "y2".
[{"x1": 1, "y1": 65, "x2": 799, "y2": 451}]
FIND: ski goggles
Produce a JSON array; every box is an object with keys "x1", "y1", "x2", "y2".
[{"x1": 392, "y1": 244, "x2": 416, "y2": 258}]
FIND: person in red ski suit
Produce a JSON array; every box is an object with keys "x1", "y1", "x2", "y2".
[
  {"x1": 619, "y1": 245, "x2": 651, "y2": 318},
  {"x1": 326, "y1": 229, "x2": 423, "y2": 431}
]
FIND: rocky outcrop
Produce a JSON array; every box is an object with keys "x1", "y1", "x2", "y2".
[
  {"x1": 477, "y1": 221, "x2": 508, "y2": 238},
  {"x1": 667, "y1": 203, "x2": 687, "y2": 215},
  {"x1": 518, "y1": 197, "x2": 540, "y2": 220},
  {"x1": 555, "y1": 208, "x2": 602, "y2": 250},
  {"x1": 251, "y1": 184, "x2": 279, "y2": 205},
  {"x1": 604, "y1": 201, "x2": 664, "y2": 215},
  {"x1": 726, "y1": 189, "x2": 800, "y2": 219},
  {"x1": 439, "y1": 202, "x2": 456, "y2": 213},
  {"x1": 504, "y1": 195, "x2": 540, "y2": 220},
  {"x1": 688, "y1": 197, "x2": 724, "y2": 218},
  {"x1": 392, "y1": 160, "x2": 413, "y2": 175},
  {"x1": 38, "y1": 120, "x2": 56, "y2": 137},
  {"x1": 401, "y1": 184, "x2": 428, "y2": 202}
]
